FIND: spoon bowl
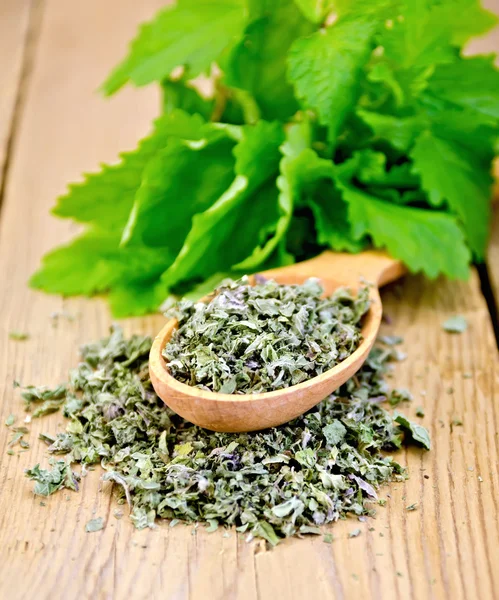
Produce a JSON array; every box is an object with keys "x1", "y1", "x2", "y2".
[{"x1": 150, "y1": 250, "x2": 405, "y2": 432}]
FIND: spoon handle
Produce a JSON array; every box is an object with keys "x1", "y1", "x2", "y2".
[{"x1": 260, "y1": 250, "x2": 405, "y2": 289}]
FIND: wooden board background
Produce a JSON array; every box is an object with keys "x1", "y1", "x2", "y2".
[{"x1": 0, "y1": 2, "x2": 498, "y2": 599}]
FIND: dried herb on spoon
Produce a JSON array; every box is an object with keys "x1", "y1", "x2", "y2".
[
  {"x1": 163, "y1": 276, "x2": 370, "y2": 393},
  {"x1": 22, "y1": 326, "x2": 429, "y2": 544}
]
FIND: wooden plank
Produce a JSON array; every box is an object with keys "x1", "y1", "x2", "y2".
[
  {"x1": 0, "y1": 2, "x2": 498, "y2": 600},
  {"x1": 0, "y1": 0, "x2": 33, "y2": 187}
]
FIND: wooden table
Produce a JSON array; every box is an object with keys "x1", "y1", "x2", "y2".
[{"x1": 0, "y1": 2, "x2": 498, "y2": 599}]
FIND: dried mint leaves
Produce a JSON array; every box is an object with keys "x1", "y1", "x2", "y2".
[
  {"x1": 163, "y1": 277, "x2": 370, "y2": 394},
  {"x1": 21, "y1": 326, "x2": 430, "y2": 544}
]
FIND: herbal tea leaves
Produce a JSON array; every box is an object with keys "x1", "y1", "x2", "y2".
[
  {"x1": 23, "y1": 326, "x2": 430, "y2": 543},
  {"x1": 163, "y1": 277, "x2": 370, "y2": 393},
  {"x1": 25, "y1": 459, "x2": 79, "y2": 496},
  {"x1": 393, "y1": 412, "x2": 431, "y2": 450},
  {"x1": 31, "y1": 1, "x2": 499, "y2": 317},
  {"x1": 442, "y1": 315, "x2": 468, "y2": 333}
]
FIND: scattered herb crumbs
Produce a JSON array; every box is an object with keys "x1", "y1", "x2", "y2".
[
  {"x1": 5, "y1": 414, "x2": 15, "y2": 426},
  {"x1": 463, "y1": 373, "x2": 472, "y2": 379},
  {"x1": 20, "y1": 327, "x2": 430, "y2": 543},
  {"x1": 389, "y1": 389, "x2": 412, "y2": 407},
  {"x1": 85, "y1": 517, "x2": 104, "y2": 533},
  {"x1": 113, "y1": 509, "x2": 124, "y2": 519},
  {"x1": 397, "y1": 572, "x2": 403, "y2": 578},
  {"x1": 6, "y1": 450, "x2": 14, "y2": 456},
  {"x1": 415, "y1": 406, "x2": 425, "y2": 418},
  {"x1": 394, "y1": 412, "x2": 431, "y2": 450},
  {"x1": 9, "y1": 331, "x2": 29, "y2": 341},
  {"x1": 378, "y1": 499, "x2": 387, "y2": 506},
  {"x1": 378, "y1": 336, "x2": 403, "y2": 346},
  {"x1": 40, "y1": 501, "x2": 46, "y2": 506},
  {"x1": 406, "y1": 503, "x2": 418, "y2": 511},
  {"x1": 452, "y1": 418, "x2": 463, "y2": 427},
  {"x1": 349, "y1": 529, "x2": 361, "y2": 538},
  {"x1": 379, "y1": 533, "x2": 384, "y2": 537},
  {"x1": 446, "y1": 387, "x2": 454, "y2": 395},
  {"x1": 442, "y1": 316, "x2": 468, "y2": 333},
  {"x1": 368, "y1": 527, "x2": 375, "y2": 532},
  {"x1": 25, "y1": 459, "x2": 79, "y2": 496},
  {"x1": 323, "y1": 533, "x2": 334, "y2": 544},
  {"x1": 164, "y1": 277, "x2": 370, "y2": 394},
  {"x1": 206, "y1": 520, "x2": 219, "y2": 533}
]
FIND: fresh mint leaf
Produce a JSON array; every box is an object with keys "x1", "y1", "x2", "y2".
[
  {"x1": 338, "y1": 181, "x2": 471, "y2": 279},
  {"x1": 279, "y1": 144, "x2": 364, "y2": 252},
  {"x1": 234, "y1": 123, "x2": 311, "y2": 271},
  {"x1": 162, "y1": 121, "x2": 284, "y2": 287},
  {"x1": 102, "y1": 0, "x2": 247, "y2": 95},
  {"x1": 372, "y1": 1, "x2": 497, "y2": 106},
  {"x1": 122, "y1": 131, "x2": 238, "y2": 251},
  {"x1": 426, "y1": 56, "x2": 499, "y2": 120},
  {"x1": 293, "y1": 0, "x2": 335, "y2": 23},
  {"x1": 30, "y1": 230, "x2": 172, "y2": 314},
  {"x1": 162, "y1": 80, "x2": 214, "y2": 120},
  {"x1": 52, "y1": 110, "x2": 206, "y2": 230},
  {"x1": 410, "y1": 130, "x2": 492, "y2": 258},
  {"x1": 288, "y1": 16, "x2": 375, "y2": 142},
  {"x1": 225, "y1": 0, "x2": 314, "y2": 120},
  {"x1": 354, "y1": 151, "x2": 419, "y2": 189},
  {"x1": 356, "y1": 110, "x2": 423, "y2": 152}
]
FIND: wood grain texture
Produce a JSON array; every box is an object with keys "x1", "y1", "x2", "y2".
[
  {"x1": 0, "y1": 2, "x2": 498, "y2": 600},
  {"x1": 0, "y1": 0, "x2": 35, "y2": 187}
]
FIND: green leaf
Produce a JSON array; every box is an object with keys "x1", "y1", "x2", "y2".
[
  {"x1": 108, "y1": 280, "x2": 169, "y2": 318},
  {"x1": 122, "y1": 131, "x2": 238, "y2": 251},
  {"x1": 371, "y1": 1, "x2": 497, "y2": 106},
  {"x1": 394, "y1": 412, "x2": 431, "y2": 450},
  {"x1": 426, "y1": 56, "x2": 499, "y2": 120},
  {"x1": 410, "y1": 130, "x2": 492, "y2": 258},
  {"x1": 338, "y1": 181, "x2": 471, "y2": 279},
  {"x1": 30, "y1": 230, "x2": 172, "y2": 314},
  {"x1": 52, "y1": 111, "x2": 206, "y2": 231},
  {"x1": 162, "y1": 80, "x2": 214, "y2": 120},
  {"x1": 225, "y1": 0, "x2": 314, "y2": 120},
  {"x1": 356, "y1": 110, "x2": 423, "y2": 152},
  {"x1": 161, "y1": 120, "x2": 284, "y2": 287},
  {"x1": 352, "y1": 150, "x2": 419, "y2": 189},
  {"x1": 102, "y1": 0, "x2": 247, "y2": 95},
  {"x1": 293, "y1": 0, "x2": 335, "y2": 23},
  {"x1": 288, "y1": 16, "x2": 376, "y2": 142},
  {"x1": 283, "y1": 146, "x2": 364, "y2": 252}
]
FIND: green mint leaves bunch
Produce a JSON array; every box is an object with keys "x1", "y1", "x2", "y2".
[{"x1": 31, "y1": 0, "x2": 499, "y2": 317}]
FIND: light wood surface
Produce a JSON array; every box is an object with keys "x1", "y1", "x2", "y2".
[
  {"x1": 151, "y1": 251, "x2": 404, "y2": 432},
  {"x1": 0, "y1": 0, "x2": 34, "y2": 185},
  {"x1": 0, "y1": 2, "x2": 498, "y2": 600}
]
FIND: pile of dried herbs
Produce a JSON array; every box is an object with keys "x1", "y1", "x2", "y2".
[
  {"x1": 23, "y1": 327, "x2": 429, "y2": 543},
  {"x1": 163, "y1": 277, "x2": 370, "y2": 393}
]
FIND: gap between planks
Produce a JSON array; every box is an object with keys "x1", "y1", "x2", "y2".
[{"x1": 0, "y1": 0, "x2": 44, "y2": 214}]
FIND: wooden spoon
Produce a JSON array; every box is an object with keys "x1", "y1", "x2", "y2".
[{"x1": 150, "y1": 250, "x2": 405, "y2": 432}]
